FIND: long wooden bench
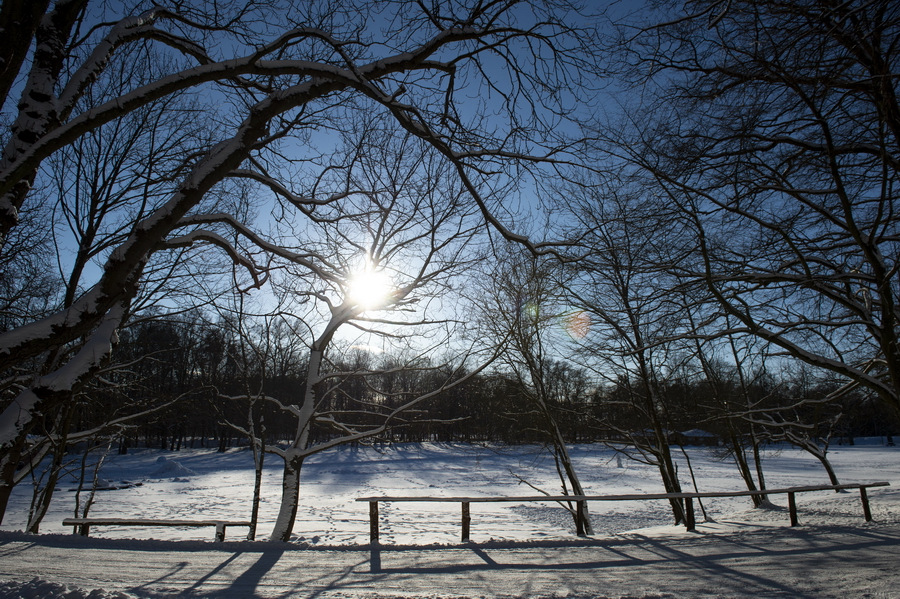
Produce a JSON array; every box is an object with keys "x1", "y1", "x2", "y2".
[
  {"x1": 62, "y1": 517, "x2": 253, "y2": 542},
  {"x1": 357, "y1": 481, "x2": 890, "y2": 543}
]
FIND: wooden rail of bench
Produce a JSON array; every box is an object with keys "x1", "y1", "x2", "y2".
[
  {"x1": 356, "y1": 481, "x2": 890, "y2": 543},
  {"x1": 62, "y1": 518, "x2": 253, "y2": 542}
]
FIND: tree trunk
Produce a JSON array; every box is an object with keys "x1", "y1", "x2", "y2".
[
  {"x1": 657, "y1": 445, "x2": 686, "y2": 525},
  {"x1": 535, "y1": 394, "x2": 593, "y2": 535},
  {"x1": 646, "y1": 393, "x2": 685, "y2": 525},
  {"x1": 27, "y1": 406, "x2": 73, "y2": 534},
  {"x1": 729, "y1": 428, "x2": 763, "y2": 507},
  {"x1": 793, "y1": 436, "x2": 840, "y2": 488},
  {"x1": 26, "y1": 465, "x2": 61, "y2": 533},
  {"x1": 270, "y1": 455, "x2": 303, "y2": 542},
  {"x1": 248, "y1": 420, "x2": 265, "y2": 541},
  {"x1": 752, "y1": 437, "x2": 767, "y2": 492},
  {"x1": 678, "y1": 443, "x2": 708, "y2": 521},
  {"x1": 0, "y1": 434, "x2": 27, "y2": 525},
  {"x1": 813, "y1": 449, "x2": 840, "y2": 487},
  {"x1": 550, "y1": 431, "x2": 593, "y2": 535}
]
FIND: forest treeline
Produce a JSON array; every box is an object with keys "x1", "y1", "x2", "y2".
[{"x1": 72, "y1": 312, "x2": 895, "y2": 453}]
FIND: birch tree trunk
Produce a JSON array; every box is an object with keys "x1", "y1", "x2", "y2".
[
  {"x1": 268, "y1": 333, "x2": 331, "y2": 542},
  {"x1": 271, "y1": 455, "x2": 304, "y2": 543}
]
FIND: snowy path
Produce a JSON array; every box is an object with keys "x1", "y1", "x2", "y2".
[{"x1": 1, "y1": 521, "x2": 899, "y2": 598}]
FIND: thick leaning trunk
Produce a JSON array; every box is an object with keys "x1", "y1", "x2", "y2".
[
  {"x1": 535, "y1": 394, "x2": 593, "y2": 535},
  {"x1": 656, "y1": 441, "x2": 686, "y2": 525},
  {"x1": 549, "y1": 427, "x2": 594, "y2": 535}
]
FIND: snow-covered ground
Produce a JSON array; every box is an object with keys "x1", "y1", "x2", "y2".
[{"x1": 0, "y1": 440, "x2": 898, "y2": 598}]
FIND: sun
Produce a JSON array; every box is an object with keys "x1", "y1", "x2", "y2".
[{"x1": 347, "y1": 268, "x2": 393, "y2": 311}]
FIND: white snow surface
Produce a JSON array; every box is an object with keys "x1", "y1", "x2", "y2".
[
  {"x1": 146, "y1": 458, "x2": 197, "y2": 478},
  {"x1": 0, "y1": 440, "x2": 898, "y2": 598}
]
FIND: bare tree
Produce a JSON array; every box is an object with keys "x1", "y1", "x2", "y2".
[
  {"x1": 0, "y1": 0, "x2": 604, "y2": 522},
  {"x1": 472, "y1": 244, "x2": 594, "y2": 535},
  {"x1": 686, "y1": 329, "x2": 773, "y2": 507},
  {"x1": 602, "y1": 0, "x2": 900, "y2": 419},
  {"x1": 223, "y1": 128, "x2": 495, "y2": 542},
  {"x1": 560, "y1": 181, "x2": 693, "y2": 525},
  {"x1": 7, "y1": 49, "x2": 225, "y2": 526},
  {"x1": 214, "y1": 287, "x2": 270, "y2": 540},
  {"x1": 742, "y1": 363, "x2": 849, "y2": 488}
]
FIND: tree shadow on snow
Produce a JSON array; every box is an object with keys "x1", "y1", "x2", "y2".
[
  {"x1": 361, "y1": 525, "x2": 900, "y2": 599},
  {"x1": 4, "y1": 526, "x2": 898, "y2": 598}
]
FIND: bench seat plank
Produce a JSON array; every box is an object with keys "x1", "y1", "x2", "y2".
[
  {"x1": 62, "y1": 518, "x2": 252, "y2": 541},
  {"x1": 63, "y1": 518, "x2": 251, "y2": 526}
]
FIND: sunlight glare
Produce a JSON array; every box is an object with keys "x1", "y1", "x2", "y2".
[{"x1": 348, "y1": 268, "x2": 393, "y2": 311}]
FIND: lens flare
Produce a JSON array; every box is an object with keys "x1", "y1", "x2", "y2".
[{"x1": 561, "y1": 310, "x2": 591, "y2": 339}]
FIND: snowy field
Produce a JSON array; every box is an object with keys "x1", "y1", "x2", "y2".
[{"x1": 0, "y1": 440, "x2": 898, "y2": 598}]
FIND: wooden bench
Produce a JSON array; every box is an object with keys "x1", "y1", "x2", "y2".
[
  {"x1": 62, "y1": 518, "x2": 253, "y2": 542},
  {"x1": 357, "y1": 481, "x2": 890, "y2": 543}
]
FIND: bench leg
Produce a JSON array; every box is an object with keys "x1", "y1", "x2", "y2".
[
  {"x1": 79, "y1": 524, "x2": 90, "y2": 537},
  {"x1": 369, "y1": 501, "x2": 379, "y2": 544},
  {"x1": 215, "y1": 523, "x2": 226, "y2": 542},
  {"x1": 461, "y1": 502, "x2": 470, "y2": 542},
  {"x1": 860, "y1": 487, "x2": 873, "y2": 522}
]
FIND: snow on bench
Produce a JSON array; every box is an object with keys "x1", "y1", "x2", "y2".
[
  {"x1": 61, "y1": 518, "x2": 253, "y2": 542},
  {"x1": 357, "y1": 481, "x2": 891, "y2": 543}
]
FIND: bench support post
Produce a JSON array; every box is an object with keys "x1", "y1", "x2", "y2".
[
  {"x1": 369, "y1": 501, "x2": 379, "y2": 544},
  {"x1": 79, "y1": 524, "x2": 90, "y2": 537},
  {"x1": 788, "y1": 492, "x2": 799, "y2": 526},
  {"x1": 461, "y1": 501, "x2": 471, "y2": 542},
  {"x1": 685, "y1": 497, "x2": 695, "y2": 531},
  {"x1": 215, "y1": 523, "x2": 226, "y2": 542},
  {"x1": 860, "y1": 487, "x2": 873, "y2": 521}
]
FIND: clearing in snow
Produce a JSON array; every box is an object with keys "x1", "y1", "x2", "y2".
[{"x1": 0, "y1": 441, "x2": 897, "y2": 598}]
